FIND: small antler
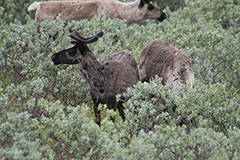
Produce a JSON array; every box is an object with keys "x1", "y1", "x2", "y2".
[
  {"x1": 75, "y1": 32, "x2": 89, "y2": 40},
  {"x1": 70, "y1": 31, "x2": 104, "y2": 44}
]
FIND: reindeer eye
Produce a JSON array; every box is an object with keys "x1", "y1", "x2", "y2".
[
  {"x1": 148, "y1": 5, "x2": 154, "y2": 11},
  {"x1": 69, "y1": 47, "x2": 77, "y2": 56}
]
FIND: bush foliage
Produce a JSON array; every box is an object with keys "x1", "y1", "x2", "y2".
[{"x1": 1, "y1": 0, "x2": 240, "y2": 159}]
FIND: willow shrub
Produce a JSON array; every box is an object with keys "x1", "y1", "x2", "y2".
[{"x1": 1, "y1": 0, "x2": 240, "y2": 159}]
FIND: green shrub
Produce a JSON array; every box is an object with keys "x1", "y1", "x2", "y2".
[
  {"x1": 124, "y1": 78, "x2": 240, "y2": 133},
  {"x1": 0, "y1": 112, "x2": 42, "y2": 160},
  {"x1": 0, "y1": 0, "x2": 239, "y2": 159},
  {"x1": 1, "y1": 0, "x2": 35, "y2": 24},
  {"x1": 155, "y1": 0, "x2": 186, "y2": 11}
]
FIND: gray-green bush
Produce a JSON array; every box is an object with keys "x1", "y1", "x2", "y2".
[{"x1": 1, "y1": 0, "x2": 239, "y2": 159}]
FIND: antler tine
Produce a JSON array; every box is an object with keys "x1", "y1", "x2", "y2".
[
  {"x1": 96, "y1": 31, "x2": 104, "y2": 38},
  {"x1": 70, "y1": 31, "x2": 104, "y2": 44},
  {"x1": 75, "y1": 31, "x2": 104, "y2": 40},
  {"x1": 70, "y1": 34, "x2": 83, "y2": 43},
  {"x1": 75, "y1": 31, "x2": 90, "y2": 40},
  {"x1": 82, "y1": 35, "x2": 99, "y2": 44},
  {"x1": 82, "y1": 31, "x2": 104, "y2": 44}
]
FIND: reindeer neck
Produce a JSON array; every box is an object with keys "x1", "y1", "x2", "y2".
[
  {"x1": 78, "y1": 50, "x2": 106, "y2": 89},
  {"x1": 102, "y1": 0, "x2": 140, "y2": 22}
]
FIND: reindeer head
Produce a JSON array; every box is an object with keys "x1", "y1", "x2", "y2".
[
  {"x1": 51, "y1": 31, "x2": 104, "y2": 65},
  {"x1": 138, "y1": 0, "x2": 167, "y2": 22}
]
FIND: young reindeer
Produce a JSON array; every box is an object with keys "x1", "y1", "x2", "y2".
[
  {"x1": 28, "y1": 0, "x2": 167, "y2": 31},
  {"x1": 51, "y1": 31, "x2": 139, "y2": 125},
  {"x1": 139, "y1": 40, "x2": 194, "y2": 91}
]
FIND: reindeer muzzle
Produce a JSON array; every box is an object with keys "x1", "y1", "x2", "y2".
[
  {"x1": 158, "y1": 13, "x2": 167, "y2": 22},
  {"x1": 51, "y1": 53, "x2": 59, "y2": 65}
]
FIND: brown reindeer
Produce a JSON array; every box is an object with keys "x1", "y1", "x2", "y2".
[
  {"x1": 139, "y1": 39, "x2": 194, "y2": 91},
  {"x1": 28, "y1": 0, "x2": 167, "y2": 31},
  {"x1": 51, "y1": 31, "x2": 139, "y2": 125}
]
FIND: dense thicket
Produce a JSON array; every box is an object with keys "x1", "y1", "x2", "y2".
[{"x1": 1, "y1": 0, "x2": 239, "y2": 159}]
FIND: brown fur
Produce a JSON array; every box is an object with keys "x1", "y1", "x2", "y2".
[
  {"x1": 28, "y1": 0, "x2": 166, "y2": 31},
  {"x1": 139, "y1": 39, "x2": 194, "y2": 91},
  {"x1": 32, "y1": 1, "x2": 100, "y2": 31},
  {"x1": 51, "y1": 32, "x2": 139, "y2": 125},
  {"x1": 108, "y1": 51, "x2": 139, "y2": 92}
]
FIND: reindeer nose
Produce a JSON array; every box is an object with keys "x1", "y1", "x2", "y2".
[
  {"x1": 51, "y1": 53, "x2": 59, "y2": 65},
  {"x1": 158, "y1": 13, "x2": 167, "y2": 22},
  {"x1": 51, "y1": 53, "x2": 56, "y2": 60}
]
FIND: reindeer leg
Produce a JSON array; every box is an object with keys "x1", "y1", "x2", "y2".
[
  {"x1": 117, "y1": 101, "x2": 125, "y2": 121},
  {"x1": 110, "y1": 116, "x2": 115, "y2": 123},
  {"x1": 93, "y1": 102, "x2": 101, "y2": 126},
  {"x1": 109, "y1": 101, "x2": 117, "y2": 123}
]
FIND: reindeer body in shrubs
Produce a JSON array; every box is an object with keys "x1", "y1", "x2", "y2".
[
  {"x1": 139, "y1": 40, "x2": 194, "y2": 91},
  {"x1": 28, "y1": 0, "x2": 167, "y2": 31},
  {"x1": 51, "y1": 31, "x2": 139, "y2": 125}
]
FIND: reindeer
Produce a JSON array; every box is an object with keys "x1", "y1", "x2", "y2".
[
  {"x1": 28, "y1": 0, "x2": 167, "y2": 31},
  {"x1": 51, "y1": 31, "x2": 139, "y2": 125},
  {"x1": 139, "y1": 39, "x2": 194, "y2": 91}
]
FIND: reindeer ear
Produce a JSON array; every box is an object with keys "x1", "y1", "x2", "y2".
[{"x1": 139, "y1": 0, "x2": 145, "y2": 8}]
